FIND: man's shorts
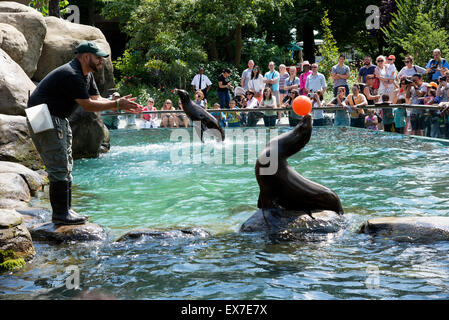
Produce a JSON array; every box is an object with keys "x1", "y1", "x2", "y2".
[{"x1": 410, "y1": 113, "x2": 425, "y2": 131}]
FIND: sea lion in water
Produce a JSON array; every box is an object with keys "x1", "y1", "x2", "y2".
[
  {"x1": 255, "y1": 114, "x2": 344, "y2": 215},
  {"x1": 174, "y1": 88, "x2": 225, "y2": 142}
]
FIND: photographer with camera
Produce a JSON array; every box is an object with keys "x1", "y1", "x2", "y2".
[
  {"x1": 406, "y1": 73, "x2": 428, "y2": 136},
  {"x1": 426, "y1": 49, "x2": 449, "y2": 83}
]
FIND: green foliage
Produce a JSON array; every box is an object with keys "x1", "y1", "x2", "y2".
[
  {"x1": 318, "y1": 11, "x2": 339, "y2": 81},
  {"x1": 28, "y1": 0, "x2": 70, "y2": 16},
  {"x1": 116, "y1": 60, "x2": 240, "y2": 108},
  {"x1": 399, "y1": 12, "x2": 449, "y2": 67},
  {"x1": 240, "y1": 38, "x2": 294, "y2": 72},
  {"x1": 383, "y1": 0, "x2": 449, "y2": 57}
]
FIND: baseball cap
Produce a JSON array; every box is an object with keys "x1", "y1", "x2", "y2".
[
  {"x1": 427, "y1": 82, "x2": 438, "y2": 89},
  {"x1": 75, "y1": 41, "x2": 109, "y2": 57},
  {"x1": 387, "y1": 55, "x2": 396, "y2": 60}
]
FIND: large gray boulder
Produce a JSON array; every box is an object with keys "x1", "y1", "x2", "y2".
[
  {"x1": 0, "y1": 48, "x2": 36, "y2": 116},
  {"x1": 34, "y1": 16, "x2": 114, "y2": 96},
  {"x1": 0, "y1": 23, "x2": 28, "y2": 66},
  {"x1": 0, "y1": 161, "x2": 46, "y2": 194},
  {"x1": 0, "y1": 172, "x2": 31, "y2": 202},
  {"x1": 0, "y1": 2, "x2": 47, "y2": 78},
  {"x1": 0, "y1": 114, "x2": 43, "y2": 169},
  {"x1": 360, "y1": 216, "x2": 449, "y2": 243},
  {"x1": 0, "y1": 209, "x2": 35, "y2": 272},
  {"x1": 241, "y1": 209, "x2": 345, "y2": 241}
]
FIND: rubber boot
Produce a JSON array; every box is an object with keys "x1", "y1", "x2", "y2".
[
  {"x1": 50, "y1": 180, "x2": 87, "y2": 225},
  {"x1": 68, "y1": 181, "x2": 88, "y2": 220}
]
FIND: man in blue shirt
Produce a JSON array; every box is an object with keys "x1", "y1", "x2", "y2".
[
  {"x1": 358, "y1": 56, "x2": 376, "y2": 83},
  {"x1": 426, "y1": 49, "x2": 449, "y2": 83},
  {"x1": 305, "y1": 63, "x2": 327, "y2": 94},
  {"x1": 264, "y1": 61, "x2": 280, "y2": 107}
]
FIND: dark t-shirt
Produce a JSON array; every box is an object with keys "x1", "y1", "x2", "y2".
[
  {"x1": 217, "y1": 74, "x2": 230, "y2": 92},
  {"x1": 28, "y1": 58, "x2": 100, "y2": 119},
  {"x1": 359, "y1": 65, "x2": 376, "y2": 83}
]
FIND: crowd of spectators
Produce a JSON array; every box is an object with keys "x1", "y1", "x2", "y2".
[{"x1": 104, "y1": 49, "x2": 449, "y2": 139}]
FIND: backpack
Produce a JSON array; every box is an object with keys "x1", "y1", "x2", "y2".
[{"x1": 427, "y1": 59, "x2": 447, "y2": 81}]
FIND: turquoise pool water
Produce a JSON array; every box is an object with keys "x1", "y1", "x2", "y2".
[{"x1": 1, "y1": 127, "x2": 449, "y2": 299}]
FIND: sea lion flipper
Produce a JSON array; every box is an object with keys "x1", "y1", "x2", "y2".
[{"x1": 257, "y1": 190, "x2": 277, "y2": 209}]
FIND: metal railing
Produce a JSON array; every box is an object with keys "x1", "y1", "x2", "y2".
[{"x1": 101, "y1": 104, "x2": 444, "y2": 116}]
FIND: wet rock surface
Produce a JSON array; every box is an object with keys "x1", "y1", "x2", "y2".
[
  {"x1": 241, "y1": 209, "x2": 345, "y2": 241},
  {"x1": 15, "y1": 207, "x2": 50, "y2": 228},
  {"x1": 116, "y1": 227, "x2": 211, "y2": 242},
  {"x1": 359, "y1": 216, "x2": 449, "y2": 243},
  {"x1": 30, "y1": 222, "x2": 107, "y2": 243}
]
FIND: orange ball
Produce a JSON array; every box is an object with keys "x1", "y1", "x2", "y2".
[{"x1": 292, "y1": 95, "x2": 312, "y2": 116}]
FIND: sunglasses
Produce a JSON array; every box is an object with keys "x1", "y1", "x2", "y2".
[
  {"x1": 312, "y1": 66, "x2": 318, "y2": 69},
  {"x1": 404, "y1": 60, "x2": 411, "y2": 63},
  {"x1": 377, "y1": 60, "x2": 384, "y2": 63}
]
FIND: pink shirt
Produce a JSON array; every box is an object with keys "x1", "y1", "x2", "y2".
[{"x1": 300, "y1": 71, "x2": 312, "y2": 95}]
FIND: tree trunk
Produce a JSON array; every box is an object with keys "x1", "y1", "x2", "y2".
[
  {"x1": 234, "y1": 23, "x2": 242, "y2": 68},
  {"x1": 208, "y1": 40, "x2": 218, "y2": 61},
  {"x1": 49, "y1": 0, "x2": 60, "y2": 18},
  {"x1": 302, "y1": 23, "x2": 315, "y2": 63},
  {"x1": 87, "y1": 0, "x2": 95, "y2": 26}
]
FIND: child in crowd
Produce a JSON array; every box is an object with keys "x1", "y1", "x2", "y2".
[
  {"x1": 227, "y1": 99, "x2": 241, "y2": 127},
  {"x1": 365, "y1": 109, "x2": 379, "y2": 130},
  {"x1": 394, "y1": 98, "x2": 407, "y2": 134},
  {"x1": 380, "y1": 94, "x2": 393, "y2": 132},
  {"x1": 141, "y1": 97, "x2": 159, "y2": 128},
  {"x1": 385, "y1": 55, "x2": 397, "y2": 88},
  {"x1": 193, "y1": 90, "x2": 206, "y2": 109},
  {"x1": 312, "y1": 90, "x2": 326, "y2": 126},
  {"x1": 211, "y1": 103, "x2": 227, "y2": 128}
]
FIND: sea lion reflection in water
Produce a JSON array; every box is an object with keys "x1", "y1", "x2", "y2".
[
  {"x1": 174, "y1": 88, "x2": 225, "y2": 142},
  {"x1": 255, "y1": 114, "x2": 344, "y2": 217}
]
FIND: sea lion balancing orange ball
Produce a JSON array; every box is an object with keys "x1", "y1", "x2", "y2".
[{"x1": 292, "y1": 96, "x2": 312, "y2": 116}]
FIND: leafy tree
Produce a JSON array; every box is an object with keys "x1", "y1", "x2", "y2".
[
  {"x1": 399, "y1": 12, "x2": 449, "y2": 67},
  {"x1": 318, "y1": 10, "x2": 339, "y2": 80},
  {"x1": 383, "y1": 0, "x2": 449, "y2": 57},
  {"x1": 29, "y1": 0, "x2": 70, "y2": 16}
]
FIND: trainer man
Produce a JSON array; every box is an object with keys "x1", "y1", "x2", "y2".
[{"x1": 27, "y1": 41, "x2": 142, "y2": 225}]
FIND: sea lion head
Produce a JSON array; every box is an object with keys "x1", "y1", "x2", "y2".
[{"x1": 173, "y1": 88, "x2": 190, "y2": 104}]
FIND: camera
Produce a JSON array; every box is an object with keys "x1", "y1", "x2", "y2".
[
  {"x1": 439, "y1": 76, "x2": 447, "y2": 82},
  {"x1": 404, "y1": 77, "x2": 413, "y2": 85},
  {"x1": 307, "y1": 93, "x2": 314, "y2": 99}
]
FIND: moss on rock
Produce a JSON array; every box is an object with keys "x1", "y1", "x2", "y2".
[{"x1": 0, "y1": 249, "x2": 25, "y2": 272}]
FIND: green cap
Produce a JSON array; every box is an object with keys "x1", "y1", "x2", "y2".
[{"x1": 75, "y1": 41, "x2": 109, "y2": 57}]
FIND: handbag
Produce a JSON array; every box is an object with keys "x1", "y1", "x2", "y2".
[{"x1": 372, "y1": 75, "x2": 380, "y2": 90}]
